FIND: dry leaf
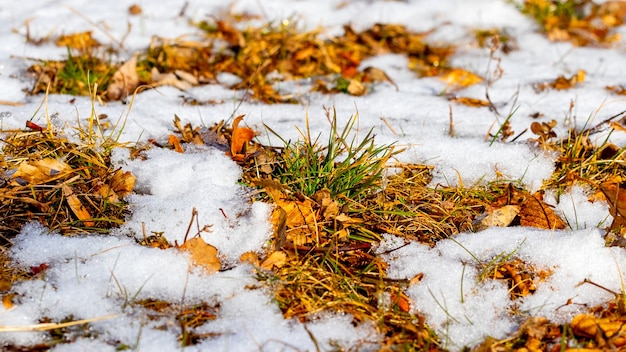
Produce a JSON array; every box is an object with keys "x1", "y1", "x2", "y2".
[
  {"x1": 179, "y1": 237, "x2": 221, "y2": 274},
  {"x1": 530, "y1": 120, "x2": 558, "y2": 141},
  {"x1": 55, "y1": 31, "x2": 100, "y2": 50},
  {"x1": 473, "y1": 205, "x2": 520, "y2": 232},
  {"x1": 449, "y1": 96, "x2": 490, "y2": 107},
  {"x1": 239, "y1": 251, "x2": 259, "y2": 266},
  {"x1": 62, "y1": 184, "x2": 95, "y2": 227},
  {"x1": 2, "y1": 294, "x2": 15, "y2": 309},
  {"x1": 390, "y1": 291, "x2": 411, "y2": 313},
  {"x1": 109, "y1": 170, "x2": 135, "y2": 197},
  {"x1": 230, "y1": 115, "x2": 255, "y2": 159},
  {"x1": 128, "y1": 4, "x2": 142, "y2": 15},
  {"x1": 534, "y1": 70, "x2": 585, "y2": 92},
  {"x1": 150, "y1": 68, "x2": 193, "y2": 91},
  {"x1": 11, "y1": 158, "x2": 72, "y2": 185},
  {"x1": 347, "y1": 79, "x2": 367, "y2": 96},
  {"x1": 599, "y1": 181, "x2": 626, "y2": 231},
  {"x1": 261, "y1": 251, "x2": 287, "y2": 270},
  {"x1": 107, "y1": 55, "x2": 139, "y2": 101},
  {"x1": 440, "y1": 68, "x2": 482, "y2": 88},
  {"x1": 363, "y1": 66, "x2": 398, "y2": 91},
  {"x1": 168, "y1": 134, "x2": 184, "y2": 153},
  {"x1": 519, "y1": 193, "x2": 567, "y2": 230},
  {"x1": 571, "y1": 314, "x2": 626, "y2": 347}
]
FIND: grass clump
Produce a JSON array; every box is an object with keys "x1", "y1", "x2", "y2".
[
  {"x1": 517, "y1": 0, "x2": 625, "y2": 46},
  {"x1": 0, "y1": 97, "x2": 134, "y2": 240},
  {"x1": 268, "y1": 107, "x2": 397, "y2": 200}
]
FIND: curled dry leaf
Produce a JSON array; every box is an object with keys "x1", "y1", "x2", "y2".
[
  {"x1": 534, "y1": 70, "x2": 585, "y2": 92},
  {"x1": 473, "y1": 205, "x2": 520, "y2": 232},
  {"x1": 599, "y1": 181, "x2": 626, "y2": 231},
  {"x1": 109, "y1": 170, "x2": 135, "y2": 197},
  {"x1": 107, "y1": 55, "x2": 139, "y2": 101},
  {"x1": 168, "y1": 134, "x2": 184, "y2": 153},
  {"x1": 11, "y1": 158, "x2": 72, "y2": 185},
  {"x1": 230, "y1": 115, "x2": 255, "y2": 160},
  {"x1": 362, "y1": 66, "x2": 398, "y2": 91},
  {"x1": 179, "y1": 237, "x2": 221, "y2": 274},
  {"x1": 62, "y1": 184, "x2": 94, "y2": 227},
  {"x1": 150, "y1": 68, "x2": 194, "y2": 91},
  {"x1": 449, "y1": 96, "x2": 490, "y2": 107}
]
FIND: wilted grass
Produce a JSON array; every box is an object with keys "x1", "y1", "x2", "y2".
[
  {"x1": 532, "y1": 111, "x2": 626, "y2": 195},
  {"x1": 0, "y1": 92, "x2": 134, "y2": 239}
]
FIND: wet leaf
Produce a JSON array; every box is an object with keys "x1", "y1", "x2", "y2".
[{"x1": 179, "y1": 237, "x2": 221, "y2": 274}]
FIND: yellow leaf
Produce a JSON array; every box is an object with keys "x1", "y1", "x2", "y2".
[
  {"x1": 55, "y1": 31, "x2": 100, "y2": 50},
  {"x1": 261, "y1": 251, "x2": 287, "y2": 270},
  {"x1": 12, "y1": 158, "x2": 72, "y2": 185},
  {"x1": 62, "y1": 184, "x2": 94, "y2": 227},
  {"x1": 179, "y1": 237, "x2": 221, "y2": 274},
  {"x1": 347, "y1": 79, "x2": 367, "y2": 96},
  {"x1": 440, "y1": 68, "x2": 482, "y2": 88},
  {"x1": 109, "y1": 170, "x2": 135, "y2": 197}
]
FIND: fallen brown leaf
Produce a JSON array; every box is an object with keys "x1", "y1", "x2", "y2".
[
  {"x1": 107, "y1": 55, "x2": 139, "y2": 101},
  {"x1": 179, "y1": 236, "x2": 221, "y2": 274}
]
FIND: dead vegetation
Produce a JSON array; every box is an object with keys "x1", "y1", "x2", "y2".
[{"x1": 4, "y1": 1, "x2": 626, "y2": 350}]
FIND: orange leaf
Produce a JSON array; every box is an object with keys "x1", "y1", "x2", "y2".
[
  {"x1": 390, "y1": 291, "x2": 411, "y2": 312},
  {"x1": 519, "y1": 193, "x2": 566, "y2": 230},
  {"x1": 62, "y1": 184, "x2": 94, "y2": 227},
  {"x1": 179, "y1": 237, "x2": 221, "y2": 274},
  {"x1": 230, "y1": 115, "x2": 255, "y2": 157},
  {"x1": 449, "y1": 96, "x2": 490, "y2": 107},
  {"x1": 168, "y1": 134, "x2": 184, "y2": 153}
]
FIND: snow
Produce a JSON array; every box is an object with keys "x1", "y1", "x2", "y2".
[{"x1": 1, "y1": 0, "x2": 625, "y2": 351}]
